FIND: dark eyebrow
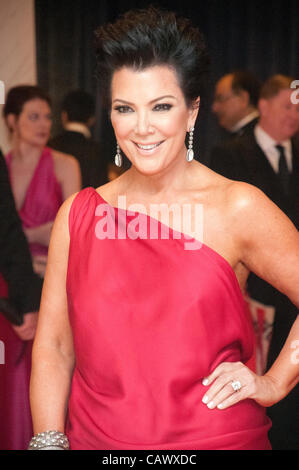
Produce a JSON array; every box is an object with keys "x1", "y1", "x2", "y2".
[{"x1": 112, "y1": 95, "x2": 177, "y2": 105}]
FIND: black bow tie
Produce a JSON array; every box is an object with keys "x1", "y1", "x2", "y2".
[{"x1": 275, "y1": 144, "x2": 289, "y2": 194}]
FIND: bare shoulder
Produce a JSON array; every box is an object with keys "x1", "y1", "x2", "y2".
[
  {"x1": 226, "y1": 180, "x2": 267, "y2": 209},
  {"x1": 50, "y1": 149, "x2": 81, "y2": 194},
  {"x1": 51, "y1": 148, "x2": 77, "y2": 164},
  {"x1": 51, "y1": 149, "x2": 80, "y2": 174},
  {"x1": 222, "y1": 179, "x2": 298, "y2": 247},
  {"x1": 51, "y1": 191, "x2": 80, "y2": 237},
  {"x1": 226, "y1": 179, "x2": 299, "y2": 260},
  {"x1": 225, "y1": 180, "x2": 291, "y2": 225},
  {"x1": 223, "y1": 180, "x2": 299, "y2": 306}
]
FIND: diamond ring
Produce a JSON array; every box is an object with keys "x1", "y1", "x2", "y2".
[{"x1": 231, "y1": 380, "x2": 242, "y2": 392}]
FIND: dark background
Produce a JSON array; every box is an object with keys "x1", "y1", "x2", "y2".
[{"x1": 35, "y1": 0, "x2": 299, "y2": 167}]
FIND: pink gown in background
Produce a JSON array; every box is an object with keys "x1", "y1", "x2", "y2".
[
  {"x1": 0, "y1": 147, "x2": 63, "y2": 450},
  {"x1": 65, "y1": 187, "x2": 272, "y2": 450}
]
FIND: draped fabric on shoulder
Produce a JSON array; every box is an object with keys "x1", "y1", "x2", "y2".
[
  {"x1": 0, "y1": 148, "x2": 63, "y2": 450},
  {"x1": 65, "y1": 187, "x2": 271, "y2": 450}
]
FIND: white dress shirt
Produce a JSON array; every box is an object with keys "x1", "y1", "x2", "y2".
[
  {"x1": 231, "y1": 110, "x2": 259, "y2": 133},
  {"x1": 254, "y1": 124, "x2": 292, "y2": 173}
]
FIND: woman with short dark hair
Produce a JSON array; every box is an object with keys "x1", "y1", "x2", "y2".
[{"x1": 29, "y1": 7, "x2": 299, "y2": 450}]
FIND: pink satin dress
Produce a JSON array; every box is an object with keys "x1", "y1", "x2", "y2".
[
  {"x1": 65, "y1": 188, "x2": 271, "y2": 450},
  {"x1": 0, "y1": 147, "x2": 63, "y2": 450},
  {"x1": 6, "y1": 147, "x2": 63, "y2": 256}
]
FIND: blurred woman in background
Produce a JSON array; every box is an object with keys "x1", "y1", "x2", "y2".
[{"x1": 3, "y1": 85, "x2": 81, "y2": 277}]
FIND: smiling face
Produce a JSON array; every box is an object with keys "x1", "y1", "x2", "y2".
[
  {"x1": 110, "y1": 65, "x2": 199, "y2": 176},
  {"x1": 9, "y1": 98, "x2": 52, "y2": 147}
]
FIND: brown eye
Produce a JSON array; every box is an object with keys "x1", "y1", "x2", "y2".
[
  {"x1": 153, "y1": 103, "x2": 172, "y2": 111},
  {"x1": 114, "y1": 105, "x2": 133, "y2": 114}
]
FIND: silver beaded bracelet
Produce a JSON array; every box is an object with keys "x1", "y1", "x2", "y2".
[{"x1": 28, "y1": 430, "x2": 69, "y2": 450}]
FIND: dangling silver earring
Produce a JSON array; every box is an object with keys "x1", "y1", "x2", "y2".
[
  {"x1": 186, "y1": 127, "x2": 194, "y2": 162},
  {"x1": 115, "y1": 142, "x2": 123, "y2": 167}
]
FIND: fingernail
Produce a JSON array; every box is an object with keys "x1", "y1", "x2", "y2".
[
  {"x1": 202, "y1": 395, "x2": 209, "y2": 404},
  {"x1": 202, "y1": 378, "x2": 209, "y2": 386},
  {"x1": 207, "y1": 401, "x2": 215, "y2": 409},
  {"x1": 217, "y1": 403, "x2": 224, "y2": 409}
]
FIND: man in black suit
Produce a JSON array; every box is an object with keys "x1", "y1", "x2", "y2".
[
  {"x1": 0, "y1": 150, "x2": 42, "y2": 339},
  {"x1": 49, "y1": 90, "x2": 108, "y2": 188},
  {"x1": 209, "y1": 70, "x2": 261, "y2": 171},
  {"x1": 209, "y1": 75, "x2": 299, "y2": 449}
]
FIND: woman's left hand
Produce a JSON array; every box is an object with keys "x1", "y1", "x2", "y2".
[{"x1": 201, "y1": 361, "x2": 282, "y2": 410}]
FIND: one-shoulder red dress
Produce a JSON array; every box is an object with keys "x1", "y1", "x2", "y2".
[{"x1": 65, "y1": 187, "x2": 271, "y2": 450}]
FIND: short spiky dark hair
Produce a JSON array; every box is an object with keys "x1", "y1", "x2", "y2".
[{"x1": 94, "y1": 6, "x2": 210, "y2": 108}]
